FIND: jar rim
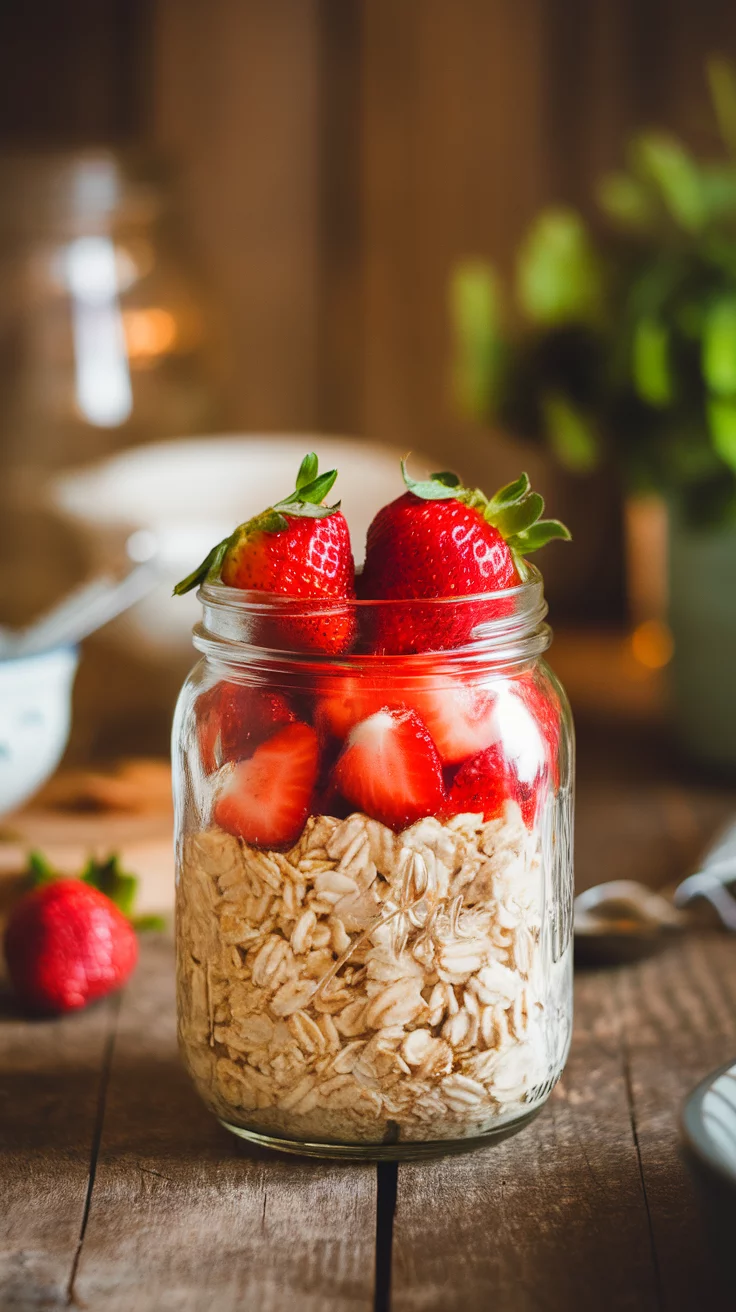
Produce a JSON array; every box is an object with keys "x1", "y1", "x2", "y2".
[
  {"x1": 193, "y1": 566, "x2": 550, "y2": 673},
  {"x1": 198, "y1": 561, "x2": 544, "y2": 613}
]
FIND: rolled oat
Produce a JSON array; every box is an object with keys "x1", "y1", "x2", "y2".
[{"x1": 176, "y1": 801, "x2": 570, "y2": 1144}]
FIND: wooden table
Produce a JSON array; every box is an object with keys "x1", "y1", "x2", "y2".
[{"x1": 2, "y1": 710, "x2": 736, "y2": 1311}]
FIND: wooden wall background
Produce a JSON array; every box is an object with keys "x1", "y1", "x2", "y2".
[
  {"x1": 2, "y1": 0, "x2": 736, "y2": 614},
  {"x1": 149, "y1": 0, "x2": 736, "y2": 611},
  {"x1": 149, "y1": 0, "x2": 736, "y2": 442}
]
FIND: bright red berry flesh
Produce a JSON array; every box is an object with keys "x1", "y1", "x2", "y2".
[{"x1": 4, "y1": 879, "x2": 138, "y2": 1014}]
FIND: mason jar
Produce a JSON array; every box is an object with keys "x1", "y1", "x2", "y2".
[{"x1": 173, "y1": 570, "x2": 574, "y2": 1159}]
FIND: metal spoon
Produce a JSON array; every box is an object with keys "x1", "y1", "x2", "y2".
[
  {"x1": 0, "y1": 562, "x2": 159, "y2": 659},
  {"x1": 574, "y1": 818, "x2": 736, "y2": 965}
]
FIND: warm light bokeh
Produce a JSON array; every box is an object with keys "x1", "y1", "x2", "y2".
[{"x1": 631, "y1": 619, "x2": 675, "y2": 670}]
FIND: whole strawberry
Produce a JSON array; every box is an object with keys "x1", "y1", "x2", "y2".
[
  {"x1": 360, "y1": 465, "x2": 570, "y2": 654},
  {"x1": 4, "y1": 877, "x2": 138, "y2": 1014},
  {"x1": 175, "y1": 453, "x2": 356, "y2": 654}
]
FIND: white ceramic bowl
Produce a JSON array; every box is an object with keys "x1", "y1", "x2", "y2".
[
  {"x1": 48, "y1": 434, "x2": 432, "y2": 664},
  {"x1": 0, "y1": 647, "x2": 79, "y2": 815}
]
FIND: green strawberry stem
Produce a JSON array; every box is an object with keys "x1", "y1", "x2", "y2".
[
  {"x1": 25, "y1": 850, "x2": 57, "y2": 887},
  {"x1": 401, "y1": 460, "x2": 571, "y2": 564},
  {"x1": 24, "y1": 851, "x2": 165, "y2": 932},
  {"x1": 174, "y1": 452, "x2": 341, "y2": 596}
]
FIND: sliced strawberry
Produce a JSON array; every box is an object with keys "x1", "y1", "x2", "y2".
[
  {"x1": 314, "y1": 674, "x2": 405, "y2": 740},
  {"x1": 214, "y1": 722, "x2": 319, "y2": 848},
  {"x1": 410, "y1": 682, "x2": 497, "y2": 765},
  {"x1": 443, "y1": 742, "x2": 507, "y2": 822},
  {"x1": 514, "y1": 669, "x2": 563, "y2": 772},
  {"x1": 314, "y1": 672, "x2": 497, "y2": 768},
  {"x1": 332, "y1": 707, "x2": 446, "y2": 832},
  {"x1": 197, "y1": 681, "x2": 296, "y2": 773},
  {"x1": 492, "y1": 673, "x2": 563, "y2": 826}
]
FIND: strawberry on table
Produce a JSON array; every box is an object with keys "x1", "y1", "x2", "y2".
[
  {"x1": 214, "y1": 721, "x2": 319, "y2": 848},
  {"x1": 360, "y1": 465, "x2": 569, "y2": 654},
  {"x1": 197, "y1": 680, "x2": 296, "y2": 773},
  {"x1": 175, "y1": 453, "x2": 356, "y2": 654},
  {"x1": 332, "y1": 706, "x2": 446, "y2": 832},
  {"x1": 4, "y1": 855, "x2": 143, "y2": 1014}
]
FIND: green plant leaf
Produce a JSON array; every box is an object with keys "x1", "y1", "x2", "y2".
[
  {"x1": 283, "y1": 502, "x2": 341, "y2": 520},
  {"x1": 81, "y1": 854, "x2": 138, "y2": 918},
  {"x1": 708, "y1": 397, "x2": 736, "y2": 471},
  {"x1": 173, "y1": 537, "x2": 230, "y2": 595},
  {"x1": 449, "y1": 262, "x2": 506, "y2": 419},
  {"x1": 675, "y1": 301, "x2": 705, "y2": 340},
  {"x1": 632, "y1": 317, "x2": 673, "y2": 408},
  {"x1": 707, "y1": 57, "x2": 736, "y2": 157},
  {"x1": 257, "y1": 511, "x2": 290, "y2": 533},
  {"x1": 487, "y1": 492, "x2": 545, "y2": 539},
  {"x1": 486, "y1": 472, "x2": 531, "y2": 511},
  {"x1": 295, "y1": 452, "x2": 319, "y2": 490},
  {"x1": 430, "y1": 470, "x2": 462, "y2": 488},
  {"x1": 541, "y1": 391, "x2": 601, "y2": 473},
  {"x1": 132, "y1": 914, "x2": 167, "y2": 933},
  {"x1": 703, "y1": 297, "x2": 736, "y2": 396},
  {"x1": 401, "y1": 460, "x2": 458, "y2": 500},
  {"x1": 508, "y1": 520, "x2": 572, "y2": 554},
  {"x1": 702, "y1": 232, "x2": 736, "y2": 280},
  {"x1": 699, "y1": 164, "x2": 736, "y2": 221},
  {"x1": 597, "y1": 172, "x2": 658, "y2": 231},
  {"x1": 515, "y1": 209, "x2": 604, "y2": 327},
  {"x1": 629, "y1": 132, "x2": 706, "y2": 232},
  {"x1": 277, "y1": 468, "x2": 338, "y2": 508},
  {"x1": 668, "y1": 428, "x2": 723, "y2": 482},
  {"x1": 25, "y1": 850, "x2": 58, "y2": 889}
]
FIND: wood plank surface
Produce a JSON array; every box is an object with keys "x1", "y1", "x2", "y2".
[
  {"x1": 3, "y1": 933, "x2": 736, "y2": 1311},
  {"x1": 389, "y1": 967, "x2": 661, "y2": 1312},
  {"x1": 617, "y1": 935, "x2": 736, "y2": 1312},
  {"x1": 71, "y1": 937, "x2": 377, "y2": 1312},
  {"x1": 0, "y1": 994, "x2": 116, "y2": 1310},
  {"x1": 390, "y1": 935, "x2": 736, "y2": 1312},
  {"x1": 1, "y1": 729, "x2": 735, "y2": 1311}
]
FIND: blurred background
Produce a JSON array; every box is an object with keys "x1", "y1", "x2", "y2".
[{"x1": 1, "y1": 0, "x2": 735, "y2": 785}]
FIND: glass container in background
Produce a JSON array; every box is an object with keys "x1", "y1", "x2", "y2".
[{"x1": 0, "y1": 149, "x2": 223, "y2": 625}]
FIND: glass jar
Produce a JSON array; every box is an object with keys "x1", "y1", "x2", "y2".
[
  {"x1": 0, "y1": 149, "x2": 222, "y2": 626},
  {"x1": 173, "y1": 571, "x2": 574, "y2": 1159}
]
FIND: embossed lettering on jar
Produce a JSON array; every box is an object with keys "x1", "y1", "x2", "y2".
[{"x1": 173, "y1": 572, "x2": 574, "y2": 1159}]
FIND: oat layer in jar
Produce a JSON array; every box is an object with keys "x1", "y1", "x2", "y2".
[{"x1": 173, "y1": 574, "x2": 574, "y2": 1159}]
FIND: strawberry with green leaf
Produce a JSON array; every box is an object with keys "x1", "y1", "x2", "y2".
[
  {"x1": 3, "y1": 852, "x2": 159, "y2": 1014},
  {"x1": 360, "y1": 465, "x2": 570, "y2": 654},
  {"x1": 175, "y1": 453, "x2": 356, "y2": 654}
]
